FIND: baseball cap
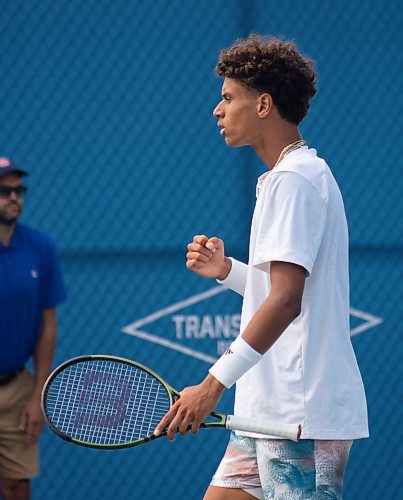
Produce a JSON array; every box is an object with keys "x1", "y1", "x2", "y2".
[{"x1": 0, "y1": 157, "x2": 28, "y2": 178}]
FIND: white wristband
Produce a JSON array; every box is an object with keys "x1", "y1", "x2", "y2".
[
  {"x1": 209, "y1": 336, "x2": 263, "y2": 388},
  {"x1": 216, "y1": 258, "x2": 248, "y2": 296}
]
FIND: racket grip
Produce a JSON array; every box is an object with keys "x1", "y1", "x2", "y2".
[{"x1": 226, "y1": 415, "x2": 302, "y2": 442}]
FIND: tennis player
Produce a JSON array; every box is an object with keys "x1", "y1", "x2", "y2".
[{"x1": 155, "y1": 35, "x2": 368, "y2": 499}]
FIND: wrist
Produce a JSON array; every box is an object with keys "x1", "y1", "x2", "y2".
[
  {"x1": 203, "y1": 373, "x2": 226, "y2": 394},
  {"x1": 30, "y1": 387, "x2": 42, "y2": 401},
  {"x1": 217, "y1": 257, "x2": 232, "y2": 281},
  {"x1": 209, "y1": 336, "x2": 263, "y2": 388}
]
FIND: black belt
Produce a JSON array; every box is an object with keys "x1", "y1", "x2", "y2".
[{"x1": 0, "y1": 368, "x2": 24, "y2": 386}]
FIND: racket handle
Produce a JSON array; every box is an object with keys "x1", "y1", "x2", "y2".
[{"x1": 226, "y1": 415, "x2": 302, "y2": 442}]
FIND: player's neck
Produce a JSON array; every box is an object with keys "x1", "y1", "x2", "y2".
[{"x1": 255, "y1": 121, "x2": 302, "y2": 170}]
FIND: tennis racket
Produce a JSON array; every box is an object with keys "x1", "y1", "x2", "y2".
[{"x1": 41, "y1": 355, "x2": 301, "y2": 449}]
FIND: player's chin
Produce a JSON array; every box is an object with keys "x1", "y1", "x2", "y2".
[{"x1": 224, "y1": 134, "x2": 246, "y2": 148}]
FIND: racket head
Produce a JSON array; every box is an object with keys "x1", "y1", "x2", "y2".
[{"x1": 41, "y1": 355, "x2": 178, "y2": 449}]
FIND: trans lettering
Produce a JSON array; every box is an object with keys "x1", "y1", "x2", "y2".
[{"x1": 172, "y1": 314, "x2": 240, "y2": 339}]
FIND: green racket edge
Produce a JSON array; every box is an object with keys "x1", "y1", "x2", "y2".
[
  {"x1": 41, "y1": 354, "x2": 187, "y2": 450},
  {"x1": 42, "y1": 355, "x2": 296, "y2": 450}
]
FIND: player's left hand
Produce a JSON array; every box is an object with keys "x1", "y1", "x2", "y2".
[
  {"x1": 154, "y1": 374, "x2": 225, "y2": 440},
  {"x1": 19, "y1": 396, "x2": 45, "y2": 445}
]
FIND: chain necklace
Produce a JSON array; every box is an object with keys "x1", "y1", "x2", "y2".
[{"x1": 273, "y1": 140, "x2": 306, "y2": 168}]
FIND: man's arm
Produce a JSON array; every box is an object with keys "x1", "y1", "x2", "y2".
[
  {"x1": 241, "y1": 261, "x2": 306, "y2": 353},
  {"x1": 19, "y1": 307, "x2": 57, "y2": 444},
  {"x1": 154, "y1": 261, "x2": 306, "y2": 440}
]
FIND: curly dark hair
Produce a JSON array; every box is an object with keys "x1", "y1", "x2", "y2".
[{"x1": 216, "y1": 35, "x2": 317, "y2": 125}]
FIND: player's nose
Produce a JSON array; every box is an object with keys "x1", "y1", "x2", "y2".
[{"x1": 213, "y1": 102, "x2": 223, "y2": 118}]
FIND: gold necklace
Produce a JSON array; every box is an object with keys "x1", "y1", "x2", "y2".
[{"x1": 273, "y1": 140, "x2": 306, "y2": 168}]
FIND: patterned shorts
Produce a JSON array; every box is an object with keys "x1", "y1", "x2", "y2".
[{"x1": 210, "y1": 432, "x2": 352, "y2": 499}]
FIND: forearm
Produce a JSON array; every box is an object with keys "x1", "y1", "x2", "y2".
[
  {"x1": 32, "y1": 308, "x2": 57, "y2": 399},
  {"x1": 241, "y1": 291, "x2": 301, "y2": 354},
  {"x1": 210, "y1": 261, "x2": 305, "y2": 387},
  {"x1": 209, "y1": 294, "x2": 300, "y2": 387}
]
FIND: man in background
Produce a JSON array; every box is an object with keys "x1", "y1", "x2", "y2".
[{"x1": 0, "y1": 157, "x2": 67, "y2": 500}]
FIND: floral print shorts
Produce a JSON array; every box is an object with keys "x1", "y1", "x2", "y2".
[{"x1": 210, "y1": 432, "x2": 352, "y2": 499}]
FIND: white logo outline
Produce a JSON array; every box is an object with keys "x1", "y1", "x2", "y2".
[{"x1": 122, "y1": 286, "x2": 384, "y2": 363}]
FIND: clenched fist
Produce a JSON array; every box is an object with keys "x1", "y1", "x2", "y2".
[{"x1": 186, "y1": 235, "x2": 231, "y2": 280}]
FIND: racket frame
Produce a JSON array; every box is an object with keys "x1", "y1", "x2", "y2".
[
  {"x1": 41, "y1": 354, "x2": 301, "y2": 449},
  {"x1": 41, "y1": 354, "x2": 180, "y2": 449}
]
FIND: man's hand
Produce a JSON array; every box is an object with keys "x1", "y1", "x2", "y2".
[
  {"x1": 186, "y1": 235, "x2": 231, "y2": 280},
  {"x1": 154, "y1": 374, "x2": 225, "y2": 440},
  {"x1": 19, "y1": 395, "x2": 44, "y2": 445}
]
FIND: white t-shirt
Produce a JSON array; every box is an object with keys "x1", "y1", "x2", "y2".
[{"x1": 220, "y1": 146, "x2": 368, "y2": 439}]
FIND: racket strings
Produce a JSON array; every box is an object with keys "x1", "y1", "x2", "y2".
[{"x1": 44, "y1": 360, "x2": 171, "y2": 446}]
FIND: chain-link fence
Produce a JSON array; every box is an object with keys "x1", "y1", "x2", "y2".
[{"x1": 1, "y1": 0, "x2": 401, "y2": 498}]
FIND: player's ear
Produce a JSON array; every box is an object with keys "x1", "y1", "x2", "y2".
[{"x1": 256, "y1": 93, "x2": 272, "y2": 118}]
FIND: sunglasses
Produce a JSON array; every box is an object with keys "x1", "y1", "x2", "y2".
[{"x1": 0, "y1": 186, "x2": 28, "y2": 198}]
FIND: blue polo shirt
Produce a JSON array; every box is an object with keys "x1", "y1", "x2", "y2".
[{"x1": 0, "y1": 223, "x2": 67, "y2": 372}]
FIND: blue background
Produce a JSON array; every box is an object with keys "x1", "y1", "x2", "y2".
[{"x1": 1, "y1": 0, "x2": 401, "y2": 498}]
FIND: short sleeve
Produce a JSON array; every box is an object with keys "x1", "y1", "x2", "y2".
[{"x1": 253, "y1": 172, "x2": 326, "y2": 275}]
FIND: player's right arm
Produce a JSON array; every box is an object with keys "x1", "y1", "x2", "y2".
[{"x1": 186, "y1": 235, "x2": 231, "y2": 280}]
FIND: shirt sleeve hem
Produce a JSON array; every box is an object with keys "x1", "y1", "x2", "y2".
[{"x1": 253, "y1": 249, "x2": 313, "y2": 276}]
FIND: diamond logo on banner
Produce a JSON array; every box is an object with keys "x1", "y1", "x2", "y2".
[{"x1": 122, "y1": 286, "x2": 383, "y2": 363}]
